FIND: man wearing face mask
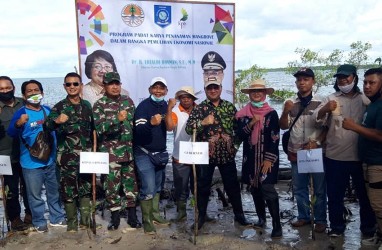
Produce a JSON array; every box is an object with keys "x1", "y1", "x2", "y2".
[
  {"x1": 7, "y1": 80, "x2": 66, "y2": 233},
  {"x1": 0, "y1": 76, "x2": 31, "y2": 231},
  {"x1": 315, "y1": 64, "x2": 376, "y2": 237},
  {"x1": 133, "y1": 77, "x2": 169, "y2": 234}
]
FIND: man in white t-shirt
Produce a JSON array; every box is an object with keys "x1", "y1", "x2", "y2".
[{"x1": 165, "y1": 86, "x2": 197, "y2": 221}]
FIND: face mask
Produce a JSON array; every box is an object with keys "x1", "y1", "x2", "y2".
[
  {"x1": 150, "y1": 95, "x2": 165, "y2": 102},
  {"x1": 0, "y1": 90, "x2": 14, "y2": 102},
  {"x1": 251, "y1": 101, "x2": 264, "y2": 108},
  {"x1": 338, "y1": 80, "x2": 355, "y2": 94},
  {"x1": 26, "y1": 94, "x2": 43, "y2": 104}
]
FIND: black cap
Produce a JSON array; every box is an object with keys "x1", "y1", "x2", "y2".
[
  {"x1": 293, "y1": 68, "x2": 315, "y2": 78},
  {"x1": 201, "y1": 51, "x2": 226, "y2": 70},
  {"x1": 333, "y1": 64, "x2": 357, "y2": 77}
]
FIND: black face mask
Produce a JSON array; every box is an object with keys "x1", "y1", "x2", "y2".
[{"x1": 0, "y1": 90, "x2": 14, "y2": 102}]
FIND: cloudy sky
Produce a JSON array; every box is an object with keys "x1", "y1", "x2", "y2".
[{"x1": 1, "y1": 0, "x2": 381, "y2": 78}]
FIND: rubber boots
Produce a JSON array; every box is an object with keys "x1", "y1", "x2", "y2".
[
  {"x1": 152, "y1": 194, "x2": 170, "y2": 225},
  {"x1": 127, "y1": 206, "x2": 142, "y2": 228},
  {"x1": 79, "y1": 197, "x2": 91, "y2": 229},
  {"x1": 64, "y1": 202, "x2": 78, "y2": 232},
  {"x1": 140, "y1": 199, "x2": 156, "y2": 234},
  {"x1": 252, "y1": 191, "x2": 266, "y2": 229},
  {"x1": 107, "y1": 210, "x2": 120, "y2": 231},
  {"x1": 176, "y1": 200, "x2": 187, "y2": 222},
  {"x1": 266, "y1": 199, "x2": 282, "y2": 238}
]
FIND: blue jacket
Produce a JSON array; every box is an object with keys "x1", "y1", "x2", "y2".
[
  {"x1": 133, "y1": 96, "x2": 167, "y2": 152},
  {"x1": 7, "y1": 105, "x2": 56, "y2": 169}
]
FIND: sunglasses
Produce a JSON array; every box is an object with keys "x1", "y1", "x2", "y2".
[{"x1": 64, "y1": 82, "x2": 80, "y2": 87}]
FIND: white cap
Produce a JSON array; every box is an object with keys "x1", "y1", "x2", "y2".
[{"x1": 150, "y1": 76, "x2": 167, "y2": 87}]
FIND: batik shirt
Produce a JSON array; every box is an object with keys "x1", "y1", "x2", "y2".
[
  {"x1": 45, "y1": 97, "x2": 94, "y2": 153},
  {"x1": 93, "y1": 95, "x2": 135, "y2": 162},
  {"x1": 185, "y1": 98, "x2": 240, "y2": 165}
]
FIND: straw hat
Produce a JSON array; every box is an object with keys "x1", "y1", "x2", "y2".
[
  {"x1": 240, "y1": 79, "x2": 274, "y2": 95},
  {"x1": 175, "y1": 86, "x2": 198, "y2": 100}
]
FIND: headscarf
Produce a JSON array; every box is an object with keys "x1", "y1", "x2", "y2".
[{"x1": 236, "y1": 96, "x2": 274, "y2": 145}]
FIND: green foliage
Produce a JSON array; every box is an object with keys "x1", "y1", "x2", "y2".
[
  {"x1": 270, "y1": 89, "x2": 295, "y2": 102},
  {"x1": 286, "y1": 41, "x2": 372, "y2": 93},
  {"x1": 234, "y1": 65, "x2": 266, "y2": 107}
]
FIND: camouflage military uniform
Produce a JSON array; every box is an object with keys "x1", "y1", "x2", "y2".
[
  {"x1": 45, "y1": 97, "x2": 93, "y2": 202},
  {"x1": 93, "y1": 95, "x2": 138, "y2": 211}
]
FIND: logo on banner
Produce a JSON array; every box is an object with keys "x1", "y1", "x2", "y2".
[
  {"x1": 121, "y1": 4, "x2": 145, "y2": 27},
  {"x1": 77, "y1": 0, "x2": 109, "y2": 55},
  {"x1": 154, "y1": 5, "x2": 171, "y2": 28},
  {"x1": 178, "y1": 8, "x2": 188, "y2": 29},
  {"x1": 211, "y1": 5, "x2": 234, "y2": 45}
]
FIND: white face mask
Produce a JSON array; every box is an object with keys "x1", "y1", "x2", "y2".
[
  {"x1": 26, "y1": 94, "x2": 43, "y2": 104},
  {"x1": 338, "y1": 80, "x2": 355, "y2": 94},
  {"x1": 150, "y1": 94, "x2": 165, "y2": 102}
]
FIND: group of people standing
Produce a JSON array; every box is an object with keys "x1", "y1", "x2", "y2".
[
  {"x1": 280, "y1": 65, "x2": 382, "y2": 247},
  {"x1": 0, "y1": 50, "x2": 382, "y2": 247}
]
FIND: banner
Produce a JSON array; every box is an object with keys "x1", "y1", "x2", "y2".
[
  {"x1": 179, "y1": 141, "x2": 209, "y2": 164},
  {"x1": 76, "y1": 0, "x2": 235, "y2": 105},
  {"x1": 297, "y1": 148, "x2": 324, "y2": 173}
]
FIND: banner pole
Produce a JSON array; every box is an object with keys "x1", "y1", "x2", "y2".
[
  {"x1": 0, "y1": 176, "x2": 9, "y2": 232},
  {"x1": 91, "y1": 131, "x2": 97, "y2": 235},
  {"x1": 192, "y1": 127, "x2": 198, "y2": 244}
]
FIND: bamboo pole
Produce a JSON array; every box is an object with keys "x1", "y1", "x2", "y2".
[
  {"x1": 91, "y1": 131, "x2": 97, "y2": 235},
  {"x1": 192, "y1": 127, "x2": 198, "y2": 244},
  {"x1": 309, "y1": 174, "x2": 315, "y2": 240},
  {"x1": 0, "y1": 176, "x2": 10, "y2": 232}
]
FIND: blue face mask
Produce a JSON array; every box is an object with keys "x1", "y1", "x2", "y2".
[
  {"x1": 251, "y1": 101, "x2": 264, "y2": 108},
  {"x1": 150, "y1": 95, "x2": 165, "y2": 102}
]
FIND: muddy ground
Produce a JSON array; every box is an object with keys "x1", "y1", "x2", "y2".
[{"x1": 0, "y1": 168, "x2": 372, "y2": 250}]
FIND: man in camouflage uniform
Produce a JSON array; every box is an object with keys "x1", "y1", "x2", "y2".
[
  {"x1": 93, "y1": 72, "x2": 141, "y2": 230},
  {"x1": 45, "y1": 72, "x2": 93, "y2": 232}
]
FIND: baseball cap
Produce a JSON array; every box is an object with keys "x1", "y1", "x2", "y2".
[
  {"x1": 103, "y1": 72, "x2": 121, "y2": 84},
  {"x1": 150, "y1": 76, "x2": 167, "y2": 87},
  {"x1": 293, "y1": 68, "x2": 315, "y2": 78},
  {"x1": 333, "y1": 64, "x2": 357, "y2": 77}
]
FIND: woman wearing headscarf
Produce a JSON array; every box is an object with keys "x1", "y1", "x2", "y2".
[{"x1": 235, "y1": 79, "x2": 282, "y2": 238}]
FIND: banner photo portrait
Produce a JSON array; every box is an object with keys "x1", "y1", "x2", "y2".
[{"x1": 76, "y1": 0, "x2": 235, "y2": 105}]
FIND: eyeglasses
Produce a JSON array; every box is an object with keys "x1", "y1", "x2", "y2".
[
  {"x1": 203, "y1": 70, "x2": 223, "y2": 76},
  {"x1": 92, "y1": 63, "x2": 113, "y2": 72},
  {"x1": 64, "y1": 82, "x2": 80, "y2": 87}
]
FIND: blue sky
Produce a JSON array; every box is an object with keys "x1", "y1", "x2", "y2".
[{"x1": 1, "y1": 0, "x2": 381, "y2": 78}]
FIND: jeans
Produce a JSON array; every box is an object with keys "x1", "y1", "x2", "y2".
[
  {"x1": 4, "y1": 162, "x2": 31, "y2": 221},
  {"x1": 291, "y1": 162, "x2": 327, "y2": 224},
  {"x1": 135, "y1": 152, "x2": 165, "y2": 201},
  {"x1": 22, "y1": 164, "x2": 65, "y2": 227},
  {"x1": 172, "y1": 161, "x2": 191, "y2": 201},
  {"x1": 325, "y1": 157, "x2": 376, "y2": 234}
]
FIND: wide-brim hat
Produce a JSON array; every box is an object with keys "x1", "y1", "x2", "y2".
[
  {"x1": 241, "y1": 79, "x2": 274, "y2": 95},
  {"x1": 175, "y1": 86, "x2": 198, "y2": 100}
]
